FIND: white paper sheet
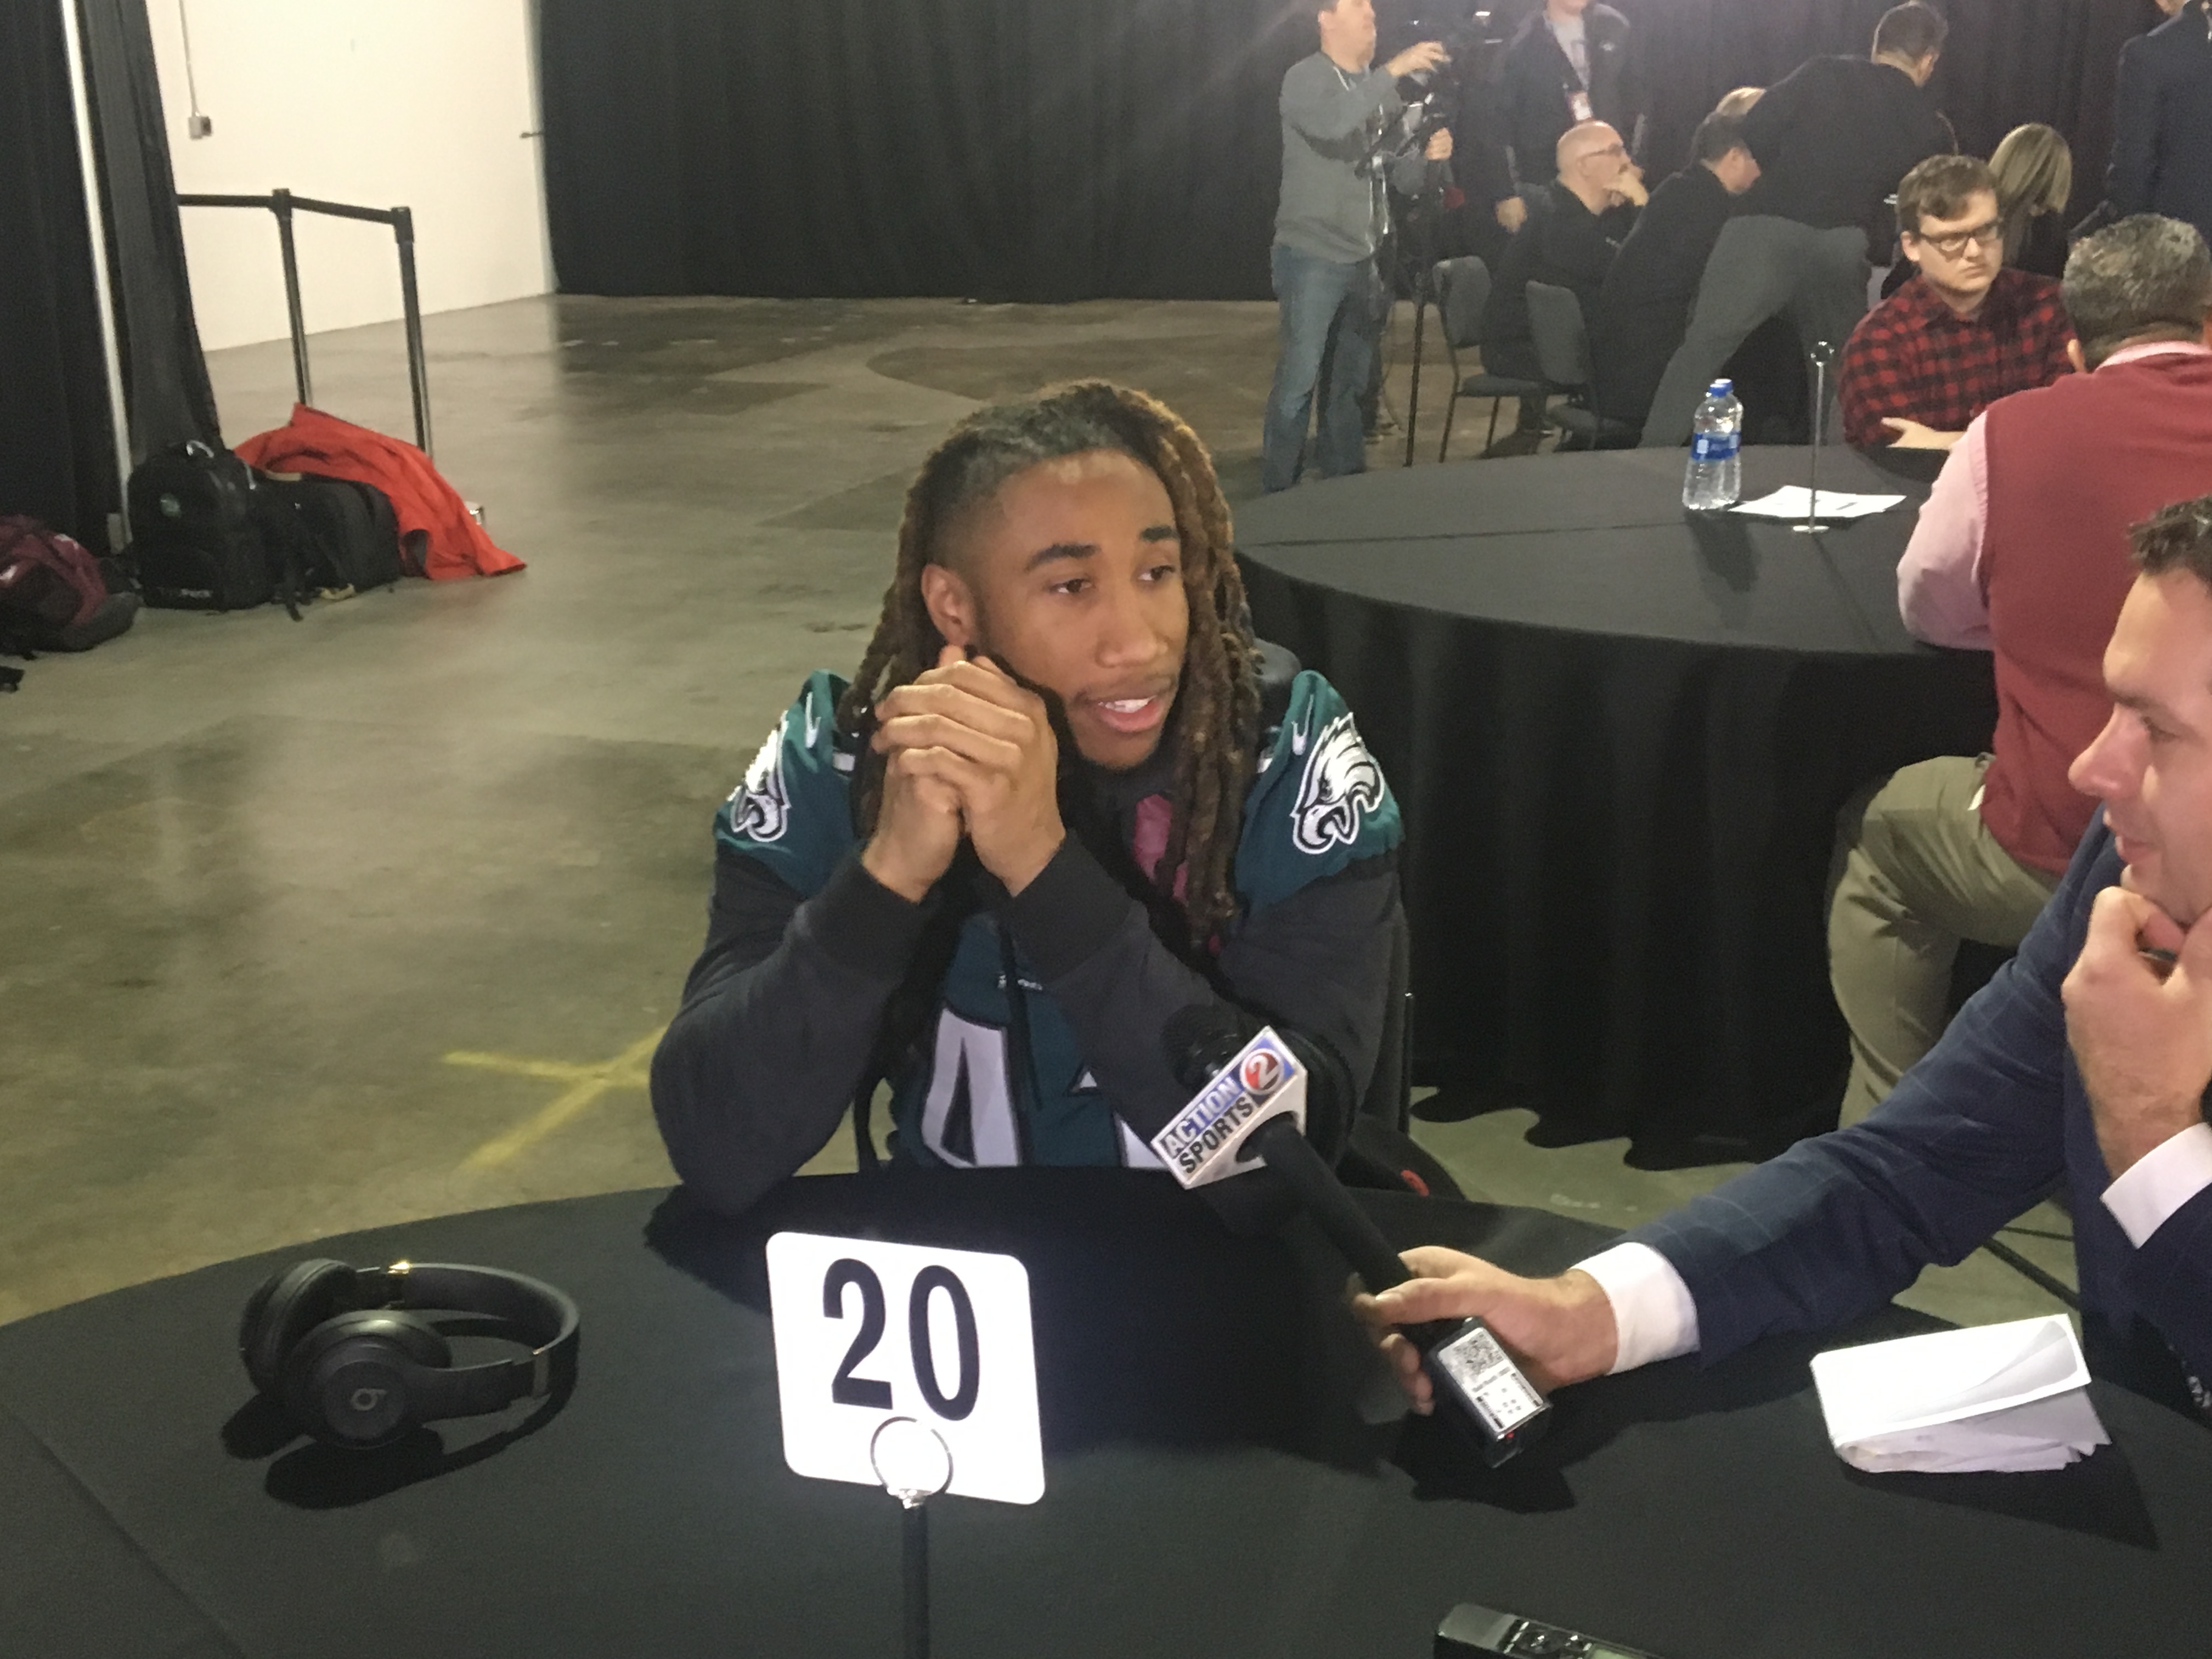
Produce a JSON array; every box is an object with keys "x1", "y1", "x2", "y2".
[
  {"x1": 1730, "y1": 486, "x2": 1906, "y2": 521},
  {"x1": 1809, "y1": 1315, "x2": 2111, "y2": 1474}
]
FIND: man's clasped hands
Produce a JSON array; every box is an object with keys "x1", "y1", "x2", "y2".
[{"x1": 860, "y1": 646, "x2": 1068, "y2": 904}]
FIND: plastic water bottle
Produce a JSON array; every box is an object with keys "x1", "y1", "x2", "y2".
[{"x1": 1682, "y1": 379, "x2": 1743, "y2": 511}]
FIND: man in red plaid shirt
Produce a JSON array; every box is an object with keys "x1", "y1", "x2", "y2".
[{"x1": 1839, "y1": 154, "x2": 2075, "y2": 449}]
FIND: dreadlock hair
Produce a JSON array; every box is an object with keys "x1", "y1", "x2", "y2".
[{"x1": 836, "y1": 380, "x2": 1261, "y2": 945}]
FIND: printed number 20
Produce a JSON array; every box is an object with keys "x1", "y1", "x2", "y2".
[{"x1": 823, "y1": 1259, "x2": 981, "y2": 1420}]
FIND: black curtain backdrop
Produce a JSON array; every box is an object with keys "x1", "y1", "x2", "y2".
[
  {"x1": 78, "y1": 0, "x2": 220, "y2": 460},
  {"x1": 1, "y1": 0, "x2": 216, "y2": 554},
  {"x1": 541, "y1": 0, "x2": 2166, "y2": 303},
  {"x1": 0, "y1": 0, "x2": 118, "y2": 550},
  {"x1": 540, "y1": 0, "x2": 1314, "y2": 301}
]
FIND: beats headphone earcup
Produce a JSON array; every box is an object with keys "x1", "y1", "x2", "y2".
[
  {"x1": 239, "y1": 1259, "x2": 357, "y2": 1398},
  {"x1": 280, "y1": 1311, "x2": 453, "y2": 1450}
]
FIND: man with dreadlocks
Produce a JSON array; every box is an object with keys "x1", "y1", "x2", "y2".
[{"x1": 651, "y1": 382, "x2": 1407, "y2": 1215}]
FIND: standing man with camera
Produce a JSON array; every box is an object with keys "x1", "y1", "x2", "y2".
[{"x1": 1263, "y1": 0, "x2": 1455, "y2": 494}]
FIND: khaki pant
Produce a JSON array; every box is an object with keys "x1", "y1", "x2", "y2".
[{"x1": 1829, "y1": 756, "x2": 2060, "y2": 1125}]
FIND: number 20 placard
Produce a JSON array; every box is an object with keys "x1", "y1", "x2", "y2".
[{"x1": 764, "y1": 1232, "x2": 1045, "y2": 1505}]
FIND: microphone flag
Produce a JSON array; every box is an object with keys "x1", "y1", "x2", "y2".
[{"x1": 1148, "y1": 1027, "x2": 1308, "y2": 1189}]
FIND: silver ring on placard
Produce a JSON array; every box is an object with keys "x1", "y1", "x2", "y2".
[{"x1": 869, "y1": 1415, "x2": 954, "y2": 1509}]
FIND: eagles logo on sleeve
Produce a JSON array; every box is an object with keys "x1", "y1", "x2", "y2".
[
  {"x1": 1235, "y1": 672, "x2": 1402, "y2": 915},
  {"x1": 727, "y1": 717, "x2": 791, "y2": 844},
  {"x1": 713, "y1": 673, "x2": 859, "y2": 898},
  {"x1": 1291, "y1": 712, "x2": 1386, "y2": 855}
]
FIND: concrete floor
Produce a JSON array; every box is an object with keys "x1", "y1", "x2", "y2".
[{"x1": 0, "y1": 294, "x2": 2070, "y2": 1334}]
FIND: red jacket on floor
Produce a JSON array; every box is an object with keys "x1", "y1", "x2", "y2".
[{"x1": 235, "y1": 405, "x2": 524, "y2": 581}]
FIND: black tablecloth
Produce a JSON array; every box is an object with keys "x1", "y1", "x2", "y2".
[
  {"x1": 5, "y1": 1175, "x2": 2209, "y2": 1659},
  {"x1": 1238, "y1": 449, "x2": 1999, "y2": 1157}
]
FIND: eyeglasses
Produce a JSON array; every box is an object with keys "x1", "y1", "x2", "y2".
[
  {"x1": 1570, "y1": 142, "x2": 1627, "y2": 169},
  {"x1": 1909, "y1": 219, "x2": 2004, "y2": 258}
]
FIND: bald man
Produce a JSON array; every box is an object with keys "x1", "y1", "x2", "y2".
[{"x1": 1477, "y1": 120, "x2": 1647, "y2": 450}]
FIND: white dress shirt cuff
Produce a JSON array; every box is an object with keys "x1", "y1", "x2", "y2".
[
  {"x1": 2101, "y1": 1122, "x2": 2212, "y2": 1248},
  {"x1": 1575, "y1": 1242, "x2": 1701, "y2": 1374}
]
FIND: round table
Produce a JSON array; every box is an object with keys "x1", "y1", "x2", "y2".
[
  {"x1": 1237, "y1": 449, "x2": 1999, "y2": 1158},
  {"x1": 4, "y1": 1173, "x2": 2207, "y2": 1658}
]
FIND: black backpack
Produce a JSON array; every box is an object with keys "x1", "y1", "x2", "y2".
[
  {"x1": 256, "y1": 475, "x2": 405, "y2": 604},
  {"x1": 128, "y1": 441, "x2": 272, "y2": 612}
]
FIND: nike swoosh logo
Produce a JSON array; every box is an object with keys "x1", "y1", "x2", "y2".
[
  {"x1": 802, "y1": 696, "x2": 822, "y2": 749},
  {"x1": 1291, "y1": 715, "x2": 1312, "y2": 756}
]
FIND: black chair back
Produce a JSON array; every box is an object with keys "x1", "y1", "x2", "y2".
[
  {"x1": 1525, "y1": 281, "x2": 1594, "y2": 392},
  {"x1": 1436, "y1": 257, "x2": 1492, "y2": 351}
]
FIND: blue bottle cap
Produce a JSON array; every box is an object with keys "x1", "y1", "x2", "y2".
[{"x1": 1708, "y1": 380, "x2": 1734, "y2": 396}]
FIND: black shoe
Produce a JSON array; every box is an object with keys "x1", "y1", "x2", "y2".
[{"x1": 1479, "y1": 428, "x2": 1545, "y2": 459}]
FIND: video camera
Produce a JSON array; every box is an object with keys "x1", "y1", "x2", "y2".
[
  {"x1": 1396, "y1": 4, "x2": 1502, "y2": 61},
  {"x1": 1382, "y1": 4, "x2": 1504, "y2": 148}
]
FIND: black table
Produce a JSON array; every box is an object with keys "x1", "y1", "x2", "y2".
[
  {"x1": 1238, "y1": 449, "x2": 1999, "y2": 1158},
  {"x1": 5, "y1": 1173, "x2": 2209, "y2": 1659}
]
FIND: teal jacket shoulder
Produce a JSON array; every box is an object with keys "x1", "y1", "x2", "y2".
[
  {"x1": 1235, "y1": 669, "x2": 1402, "y2": 914},
  {"x1": 713, "y1": 670, "x2": 857, "y2": 898}
]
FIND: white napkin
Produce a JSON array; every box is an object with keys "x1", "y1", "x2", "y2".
[
  {"x1": 1731, "y1": 486, "x2": 1906, "y2": 521},
  {"x1": 1809, "y1": 1315, "x2": 2111, "y2": 1474}
]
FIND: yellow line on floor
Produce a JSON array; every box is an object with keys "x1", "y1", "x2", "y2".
[
  {"x1": 444, "y1": 1052, "x2": 598, "y2": 1083},
  {"x1": 451, "y1": 1028, "x2": 665, "y2": 1171}
]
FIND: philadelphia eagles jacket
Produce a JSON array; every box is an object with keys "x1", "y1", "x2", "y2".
[{"x1": 650, "y1": 663, "x2": 1406, "y2": 1217}]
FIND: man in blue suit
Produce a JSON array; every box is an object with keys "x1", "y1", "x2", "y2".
[
  {"x1": 2107, "y1": 0, "x2": 2212, "y2": 249},
  {"x1": 1362, "y1": 494, "x2": 2212, "y2": 1420}
]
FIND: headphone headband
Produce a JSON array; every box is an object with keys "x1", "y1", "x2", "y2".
[{"x1": 363, "y1": 1261, "x2": 582, "y2": 1410}]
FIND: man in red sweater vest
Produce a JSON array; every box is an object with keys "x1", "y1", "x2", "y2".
[{"x1": 1831, "y1": 213, "x2": 2212, "y2": 1122}]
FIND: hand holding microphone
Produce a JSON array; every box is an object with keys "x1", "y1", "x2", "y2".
[
  {"x1": 1150, "y1": 1008, "x2": 1549, "y2": 1465},
  {"x1": 1354, "y1": 1254, "x2": 1620, "y2": 1409}
]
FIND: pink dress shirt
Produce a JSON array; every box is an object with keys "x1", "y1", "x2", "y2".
[{"x1": 1897, "y1": 340, "x2": 2212, "y2": 648}]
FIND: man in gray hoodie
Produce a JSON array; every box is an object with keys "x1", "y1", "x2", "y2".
[{"x1": 1263, "y1": 0, "x2": 1454, "y2": 492}]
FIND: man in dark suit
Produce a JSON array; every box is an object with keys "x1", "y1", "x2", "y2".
[
  {"x1": 2107, "y1": 0, "x2": 2212, "y2": 248},
  {"x1": 1589, "y1": 111, "x2": 1762, "y2": 432},
  {"x1": 1477, "y1": 119, "x2": 1645, "y2": 449},
  {"x1": 1360, "y1": 498, "x2": 2212, "y2": 1419},
  {"x1": 1496, "y1": 0, "x2": 1642, "y2": 200},
  {"x1": 1637, "y1": 2, "x2": 1954, "y2": 448}
]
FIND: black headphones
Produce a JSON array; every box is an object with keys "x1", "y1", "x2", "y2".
[{"x1": 239, "y1": 1258, "x2": 580, "y2": 1451}]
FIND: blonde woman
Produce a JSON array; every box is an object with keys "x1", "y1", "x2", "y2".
[{"x1": 1990, "y1": 122, "x2": 2073, "y2": 278}]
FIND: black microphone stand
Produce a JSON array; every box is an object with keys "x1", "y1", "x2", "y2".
[
  {"x1": 1797, "y1": 340, "x2": 1836, "y2": 535},
  {"x1": 902, "y1": 1502, "x2": 929, "y2": 1659}
]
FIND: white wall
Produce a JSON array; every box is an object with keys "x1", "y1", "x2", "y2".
[{"x1": 148, "y1": 0, "x2": 552, "y2": 353}]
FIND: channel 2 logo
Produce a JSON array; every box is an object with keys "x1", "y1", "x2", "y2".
[{"x1": 1239, "y1": 1049, "x2": 1284, "y2": 1097}]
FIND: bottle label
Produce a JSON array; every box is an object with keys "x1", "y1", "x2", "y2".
[{"x1": 1691, "y1": 431, "x2": 1740, "y2": 464}]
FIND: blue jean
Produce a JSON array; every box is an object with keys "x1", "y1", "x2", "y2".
[{"x1": 1262, "y1": 242, "x2": 1384, "y2": 493}]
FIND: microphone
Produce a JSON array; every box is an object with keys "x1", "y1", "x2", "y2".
[{"x1": 1154, "y1": 1007, "x2": 1549, "y2": 1466}]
